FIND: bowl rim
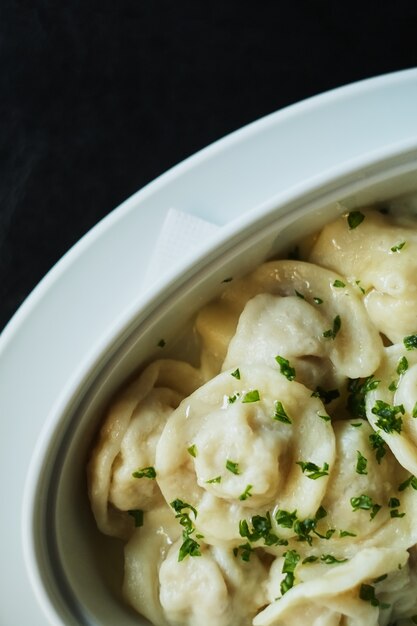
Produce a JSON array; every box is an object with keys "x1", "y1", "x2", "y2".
[{"x1": 22, "y1": 135, "x2": 417, "y2": 625}]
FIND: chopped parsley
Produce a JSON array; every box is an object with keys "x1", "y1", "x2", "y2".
[
  {"x1": 391, "y1": 241, "x2": 406, "y2": 252},
  {"x1": 347, "y1": 211, "x2": 365, "y2": 230},
  {"x1": 295, "y1": 290, "x2": 305, "y2": 299},
  {"x1": 239, "y1": 484, "x2": 253, "y2": 501},
  {"x1": 388, "y1": 497, "x2": 400, "y2": 508},
  {"x1": 239, "y1": 512, "x2": 287, "y2": 547},
  {"x1": 350, "y1": 422, "x2": 363, "y2": 427},
  {"x1": 323, "y1": 315, "x2": 341, "y2": 340},
  {"x1": 350, "y1": 495, "x2": 381, "y2": 520},
  {"x1": 231, "y1": 368, "x2": 241, "y2": 380},
  {"x1": 404, "y1": 334, "x2": 417, "y2": 350},
  {"x1": 333, "y1": 279, "x2": 345, "y2": 288},
  {"x1": 312, "y1": 386, "x2": 340, "y2": 404},
  {"x1": 241, "y1": 389, "x2": 260, "y2": 403},
  {"x1": 157, "y1": 339, "x2": 166, "y2": 348},
  {"x1": 390, "y1": 509, "x2": 406, "y2": 518},
  {"x1": 226, "y1": 460, "x2": 240, "y2": 474},
  {"x1": 313, "y1": 297, "x2": 324, "y2": 305},
  {"x1": 397, "y1": 356, "x2": 409, "y2": 375},
  {"x1": 347, "y1": 376, "x2": 379, "y2": 419},
  {"x1": 355, "y1": 451, "x2": 368, "y2": 475},
  {"x1": 318, "y1": 412, "x2": 331, "y2": 422},
  {"x1": 280, "y1": 550, "x2": 300, "y2": 596},
  {"x1": 206, "y1": 476, "x2": 222, "y2": 484},
  {"x1": 170, "y1": 499, "x2": 201, "y2": 562},
  {"x1": 128, "y1": 509, "x2": 144, "y2": 527},
  {"x1": 320, "y1": 554, "x2": 348, "y2": 564},
  {"x1": 233, "y1": 542, "x2": 252, "y2": 562},
  {"x1": 275, "y1": 509, "x2": 297, "y2": 529},
  {"x1": 359, "y1": 583, "x2": 390, "y2": 609},
  {"x1": 132, "y1": 466, "x2": 156, "y2": 479},
  {"x1": 187, "y1": 444, "x2": 197, "y2": 458},
  {"x1": 369, "y1": 432, "x2": 387, "y2": 464},
  {"x1": 371, "y1": 400, "x2": 404, "y2": 434},
  {"x1": 275, "y1": 355, "x2": 296, "y2": 381},
  {"x1": 222, "y1": 277, "x2": 233, "y2": 283},
  {"x1": 398, "y1": 474, "x2": 417, "y2": 491},
  {"x1": 296, "y1": 461, "x2": 329, "y2": 480},
  {"x1": 373, "y1": 574, "x2": 388, "y2": 584},
  {"x1": 339, "y1": 529, "x2": 357, "y2": 538},
  {"x1": 228, "y1": 393, "x2": 240, "y2": 404},
  {"x1": 388, "y1": 380, "x2": 398, "y2": 392},
  {"x1": 355, "y1": 280, "x2": 365, "y2": 294},
  {"x1": 302, "y1": 555, "x2": 319, "y2": 564},
  {"x1": 272, "y1": 400, "x2": 292, "y2": 424},
  {"x1": 412, "y1": 402, "x2": 417, "y2": 418}
]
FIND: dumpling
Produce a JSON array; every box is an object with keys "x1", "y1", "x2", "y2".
[
  {"x1": 88, "y1": 359, "x2": 203, "y2": 539},
  {"x1": 309, "y1": 210, "x2": 417, "y2": 343},
  {"x1": 155, "y1": 364, "x2": 335, "y2": 545},
  {"x1": 365, "y1": 344, "x2": 417, "y2": 476},
  {"x1": 159, "y1": 541, "x2": 268, "y2": 626},
  {"x1": 197, "y1": 260, "x2": 383, "y2": 383},
  {"x1": 254, "y1": 547, "x2": 409, "y2": 626}
]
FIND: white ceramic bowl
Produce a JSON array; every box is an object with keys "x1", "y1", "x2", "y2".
[{"x1": 23, "y1": 136, "x2": 417, "y2": 625}]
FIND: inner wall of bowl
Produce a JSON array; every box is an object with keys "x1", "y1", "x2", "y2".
[{"x1": 35, "y1": 157, "x2": 417, "y2": 626}]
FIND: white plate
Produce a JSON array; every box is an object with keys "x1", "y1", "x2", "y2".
[{"x1": 1, "y1": 68, "x2": 417, "y2": 626}]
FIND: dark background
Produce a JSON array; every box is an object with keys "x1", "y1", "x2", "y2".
[{"x1": 1, "y1": 1, "x2": 417, "y2": 331}]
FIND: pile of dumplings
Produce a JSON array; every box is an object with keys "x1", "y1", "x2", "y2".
[{"x1": 88, "y1": 209, "x2": 417, "y2": 626}]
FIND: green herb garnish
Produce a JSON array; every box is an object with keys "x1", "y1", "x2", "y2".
[
  {"x1": 404, "y1": 334, "x2": 417, "y2": 350},
  {"x1": 241, "y1": 389, "x2": 260, "y2": 403},
  {"x1": 157, "y1": 339, "x2": 166, "y2": 348},
  {"x1": 333, "y1": 279, "x2": 345, "y2": 288},
  {"x1": 187, "y1": 444, "x2": 197, "y2": 458},
  {"x1": 359, "y1": 583, "x2": 390, "y2": 609},
  {"x1": 397, "y1": 356, "x2": 409, "y2": 375},
  {"x1": 275, "y1": 355, "x2": 296, "y2": 381},
  {"x1": 128, "y1": 509, "x2": 144, "y2": 527},
  {"x1": 312, "y1": 386, "x2": 340, "y2": 404},
  {"x1": 280, "y1": 550, "x2": 300, "y2": 596},
  {"x1": 320, "y1": 554, "x2": 348, "y2": 564},
  {"x1": 347, "y1": 376, "x2": 379, "y2": 418},
  {"x1": 239, "y1": 484, "x2": 253, "y2": 501},
  {"x1": 371, "y1": 400, "x2": 404, "y2": 434},
  {"x1": 348, "y1": 211, "x2": 365, "y2": 230},
  {"x1": 391, "y1": 241, "x2": 406, "y2": 252},
  {"x1": 355, "y1": 451, "x2": 368, "y2": 475},
  {"x1": 297, "y1": 461, "x2": 329, "y2": 480},
  {"x1": 350, "y1": 495, "x2": 381, "y2": 520},
  {"x1": 272, "y1": 400, "x2": 292, "y2": 424},
  {"x1": 231, "y1": 368, "x2": 241, "y2": 380},
  {"x1": 313, "y1": 297, "x2": 324, "y2": 304},
  {"x1": 275, "y1": 509, "x2": 298, "y2": 529},
  {"x1": 369, "y1": 432, "x2": 387, "y2": 464},
  {"x1": 323, "y1": 315, "x2": 341, "y2": 339},
  {"x1": 132, "y1": 466, "x2": 156, "y2": 479},
  {"x1": 206, "y1": 476, "x2": 222, "y2": 484},
  {"x1": 398, "y1": 475, "x2": 417, "y2": 491},
  {"x1": 226, "y1": 460, "x2": 240, "y2": 474}
]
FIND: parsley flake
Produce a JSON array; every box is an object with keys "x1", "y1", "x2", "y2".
[
  {"x1": 275, "y1": 355, "x2": 296, "y2": 381},
  {"x1": 369, "y1": 432, "x2": 387, "y2": 464},
  {"x1": 339, "y1": 529, "x2": 357, "y2": 538},
  {"x1": 280, "y1": 550, "x2": 300, "y2": 596},
  {"x1": 404, "y1": 334, "x2": 417, "y2": 350},
  {"x1": 320, "y1": 554, "x2": 348, "y2": 564},
  {"x1": 397, "y1": 356, "x2": 409, "y2": 375},
  {"x1": 241, "y1": 389, "x2": 260, "y2": 403},
  {"x1": 313, "y1": 297, "x2": 324, "y2": 304},
  {"x1": 239, "y1": 484, "x2": 253, "y2": 501},
  {"x1": 239, "y1": 512, "x2": 287, "y2": 547},
  {"x1": 272, "y1": 400, "x2": 292, "y2": 424},
  {"x1": 275, "y1": 509, "x2": 297, "y2": 529},
  {"x1": 157, "y1": 339, "x2": 166, "y2": 348},
  {"x1": 187, "y1": 444, "x2": 197, "y2": 458},
  {"x1": 391, "y1": 241, "x2": 406, "y2": 252},
  {"x1": 348, "y1": 211, "x2": 365, "y2": 230},
  {"x1": 226, "y1": 460, "x2": 240, "y2": 474},
  {"x1": 128, "y1": 509, "x2": 144, "y2": 527},
  {"x1": 350, "y1": 495, "x2": 381, "y2": 520},
  {"x1": 347, "y1": 376, "x2": 379, "y2": 418},
  {"x1": 311, "y1": 386, "x2": 340, "y2": 404},
  {"x1": 398, "y1": 475, "x2": 417, "y2": 491},
  {"x1": 206, "y1": 476, "x2": 222, "y2": 484},
  {"x1": 371, "y1": 400, "x2": 404, "y2": 434},
  {"x1": 231, "y1": 368, "x2": 241, "y2": 380},
  {"x1": 355, "y1": 451, "x2": 368, "y2": 475},
  {"x1": 333, "y1": 279, "x2": 346, "y2": 288},
  {"x1": 323, "y1": 315, "x2": 341, "y2": 339},
  {"x1": 132, "y1": 466, "x2": 156, "y2": 479},
  {"x1": 295, "y1": 290, "x2": 305, "y2": 299},
  {"x1": 296, "y1": 461, "x2": 329, "y2": 480},
  {"x1": 359, "y1": 583, "x2": 390, "y2": 609}
]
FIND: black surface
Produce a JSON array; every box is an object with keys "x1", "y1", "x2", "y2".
[{"x1": 1, "y1": 1, "x2": 417, "y2": 331}]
